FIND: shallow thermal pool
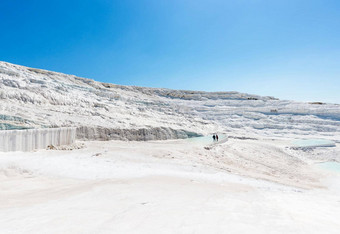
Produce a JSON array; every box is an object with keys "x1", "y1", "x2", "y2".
[
  {"x1": 292, "y1": 139, "x2": 335, "y2": 148},
  {"x1": 318, "y1": 162, "x2": 340, "y2": 173},
  {"x1": 187, "y1": 135, "x2": 226, "y2": 144}
]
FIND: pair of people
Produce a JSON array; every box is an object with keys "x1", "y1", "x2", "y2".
[{"x1": 212, "y1": 134, "x2": 219, "y2": 141}]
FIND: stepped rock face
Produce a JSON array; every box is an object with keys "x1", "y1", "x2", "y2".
[
  {"x1": 0, "y1": 127, "x2": 76, "y2": 152},
  {"x1": 1, "y1": 61, "x2": 340, "y2": 141},
  {"x1": 76, "y1": 126, "x2": 202, "y2": 141}
]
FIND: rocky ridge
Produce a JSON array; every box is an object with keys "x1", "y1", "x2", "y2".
[{"x1": 1, "y1": 61, "x2": 339, "y2": 141}]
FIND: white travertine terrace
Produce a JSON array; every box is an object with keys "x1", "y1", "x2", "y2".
[
  {"x1": 0, "y1": 62, "x2": 340, "y2": 233},
  {"x1": 1, "y1": 61, "x2": 339, "y2": 141},
  {"x1": 0, "y1": 127, "x2": 76, "y2": 152}
]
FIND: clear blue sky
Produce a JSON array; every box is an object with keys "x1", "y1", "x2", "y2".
[{"x1": 1, "y1": 0, "x2": 339, "y2": 103}]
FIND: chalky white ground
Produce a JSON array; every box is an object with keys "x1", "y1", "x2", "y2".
[
  {"x1": 1, "y1": 61, "x2": 340, "y2": 233},
  {"x1": 0, "y1": 137, "x2": 340, "y2": 234}
]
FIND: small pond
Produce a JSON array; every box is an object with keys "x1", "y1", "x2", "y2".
[
  {"x1": 318, "y1": 162, "x2": 340, "y2": 173},
  {"x1": 292, "y1": 139, "x2": 335, "y2": 148},
  {"x1": 0, "y1": 123, "x2": 31, "y2": 130},
  {"x1": 187, "y1": 134, "x2": 226, "y2": 144}
]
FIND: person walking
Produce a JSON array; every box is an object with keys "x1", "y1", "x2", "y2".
[
  {"x1": 216, "y1": 134, "x2": 219, "y2": 141},
  {"x1": 212, "y1": 134, "x2": 216, "y2": 141}
]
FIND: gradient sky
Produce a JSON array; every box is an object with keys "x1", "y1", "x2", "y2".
[{"x1": 1, "y1": 0, "x2": 339, "y2": 103}]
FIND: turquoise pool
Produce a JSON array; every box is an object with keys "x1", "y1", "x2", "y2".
[
  {"x1": 187, "y1": 134, "x2": 226, "y2": 144},
  {"x1": 292, "y1": 139, "x2": 335, "y2": 148},
  {"x1": 318, "y1": 162, "x2": 340, "y2": 173}
]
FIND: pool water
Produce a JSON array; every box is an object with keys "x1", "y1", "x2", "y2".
[
  {"x1": 318, "y1": 162, "x2": 340, "y2": 173},
  {"x1": 292, "y1": 139, "x2": 335, "y2": 148},
  {"x1": 187, "y1": 135, "x2": 226, "y2": 144}
]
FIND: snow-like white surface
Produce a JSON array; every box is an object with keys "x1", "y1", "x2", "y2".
[
  {"x1": 1, "y1": 61, "x2": 340, "y2": 141},
  {"x1": 1, "y1": 61, "x2": 340, "y2": 233},
  {"x1": 0, "y1": 139, "x2": 339, "y2": 233}
]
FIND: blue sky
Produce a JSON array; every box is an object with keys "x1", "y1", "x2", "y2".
[{"x1": 1, "y1": 0, "x2": 339, "y2": 103}]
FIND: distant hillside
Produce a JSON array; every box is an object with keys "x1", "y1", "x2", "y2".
[{"x1": 1, "y1": 61, "x2": 339, "y2": 140}]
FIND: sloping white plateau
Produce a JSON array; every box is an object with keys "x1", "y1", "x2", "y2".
[{"x1": 1, "y1": 61, "x2": 339, "y2": 141}]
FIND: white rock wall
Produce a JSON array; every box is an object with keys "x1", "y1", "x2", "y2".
[{"x1": 0, "y1": 127, "x2": 76, "y2": 152}]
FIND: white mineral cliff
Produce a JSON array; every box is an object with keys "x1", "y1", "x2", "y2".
[{"x1": 1, "y1": 61, "x2": 339, "y2": 141}]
